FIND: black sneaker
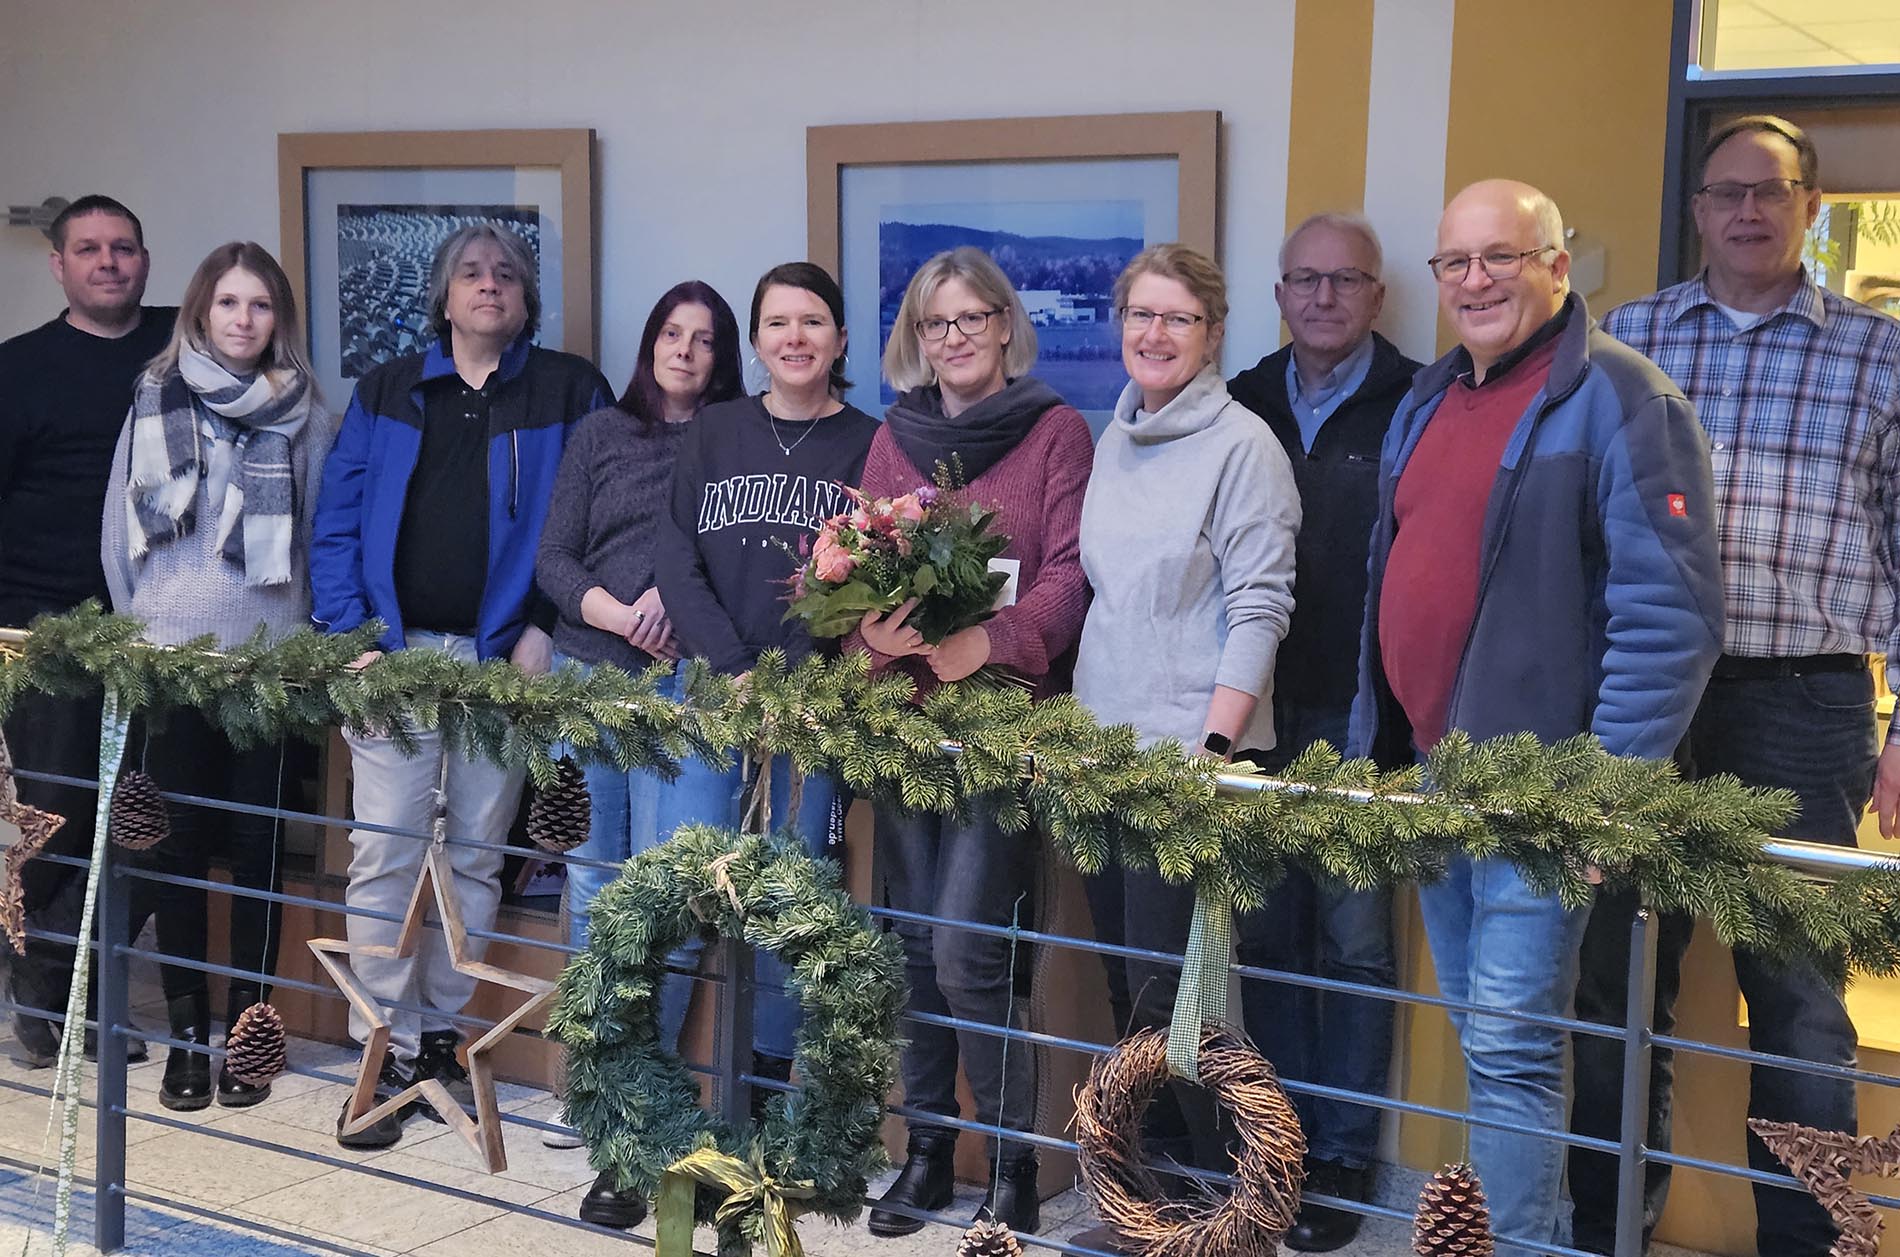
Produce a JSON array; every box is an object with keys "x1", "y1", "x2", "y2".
[
  {"x1": 413, "y1": 1030, "x2": 475, "y2": 1123},
  {"x1": 336, "y1": 1050, "x2": 415, "y2": 1149}
]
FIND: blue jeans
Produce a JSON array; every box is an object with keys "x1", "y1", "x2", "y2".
[
  {"x1": 555, "y1": 655, "x2": 675, "y2": 1028},
  {"x1": 1236, "y1": 702, "x2": 1395, "y2": 1170},
  {"x1": 1570, "y1": 668, "x2": 1870, "y2": 1255},
  {"x1": 653, "y1": 678, "x2": 840, "y2": 1062},
  {"x1": 1417, "y1": 854, "x2": 1591, "y2": 1256}
]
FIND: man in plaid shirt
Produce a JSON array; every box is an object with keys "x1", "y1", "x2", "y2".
[{"x1": 1570, "y1": 115, "x2": 1900, "y2": 1256}]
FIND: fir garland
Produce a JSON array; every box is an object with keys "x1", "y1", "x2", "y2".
[
  {"x1": 3, "y1": 603, "x2": 1899, "y2": 980},
  {"x1": 545, "y1": 824, "x2": 905, "y2": 1256}
]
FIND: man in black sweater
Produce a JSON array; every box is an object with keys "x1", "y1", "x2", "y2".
[
  {"x1": 1226, "y1": 211, "x2": 1419, "y2": 1252},
  {"x1": 0, "y1": 196, "x2": 174, "y2": 1067}
]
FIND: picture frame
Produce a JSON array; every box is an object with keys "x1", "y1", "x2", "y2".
[
  {"x1": 278, "y1": 129, "x2": 595, "y2": 407},
  {"x1": 807, "y1": 111, "x2": 1219, "y2": 424}
]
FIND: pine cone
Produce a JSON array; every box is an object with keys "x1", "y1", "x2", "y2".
[
  {"x1": 526, "y1": 757, "x2": 591, "y2": 853},
  {"x1": 224, "y1": 1002, "x2": 288, "y2": 1086},
  {"x1": 957, "y1": 1218, "x2": 1024, "y2": 1257},
  {"x1": 1413, "y1": 1163, "x2": 1494, "y2": 1256},
  {"x1": 108, "y1": 769, "x2": 171, "y2": 851}
]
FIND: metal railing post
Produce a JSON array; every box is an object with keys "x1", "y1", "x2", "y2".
[
  {"x1": 1612, "y1": 904, "x2": 1660, "y2": 1257},
  {"x1": 94, "y1": 839, "x2": 131, "y2": 1252},
  {"x1": 713, "y1": 936, "x2": 756, "y2": 1123}
]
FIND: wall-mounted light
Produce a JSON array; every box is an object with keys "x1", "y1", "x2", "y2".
[{"x1": 7, "y1": 197, "x2": 70, "y2": 242}]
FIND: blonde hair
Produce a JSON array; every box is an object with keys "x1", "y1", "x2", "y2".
[
  {"x1": 1112, "y1": 243, "x2": 1229, "y2": 326},
  {"x1": 882, "y1": 247, "x2": 1038, "y2": 391},
  {"x1": 146, "y1": 242, "x2": 314, "y2": 395}
]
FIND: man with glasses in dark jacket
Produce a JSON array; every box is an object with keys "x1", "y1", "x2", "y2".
[{"x1": 1227, "y1": 211, "x2": 1418, "y2": 1252}]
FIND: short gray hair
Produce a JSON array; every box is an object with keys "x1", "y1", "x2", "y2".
[
  {"x1": 1527, "y1": 192, "x2": 1569, "y2": 295},
  {"x1": 1279, "y1": 211, "x2": 1385, "y2": 277},
  {"x1": 427, "y1": 222, "x2": 541, "y2": 340},
  {"x1": 882, "y1": 248, "x2": 1039, "y2": 391}
]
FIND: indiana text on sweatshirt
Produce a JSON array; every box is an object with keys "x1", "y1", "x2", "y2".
[{"x1": 657, "y1": 394, "x2": 878, "y2": 675}]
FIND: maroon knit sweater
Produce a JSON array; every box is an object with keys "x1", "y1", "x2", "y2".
[{"x1": 845, "y1": 404, "x2": 1095, "y2": 697}]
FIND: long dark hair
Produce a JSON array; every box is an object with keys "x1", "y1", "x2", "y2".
[
  {"x1": 748, "y1": 261, "x2": 851, "y2": 396},
  {"x1": 618, "y1": 281, "x2": 742, "y2": 424}
]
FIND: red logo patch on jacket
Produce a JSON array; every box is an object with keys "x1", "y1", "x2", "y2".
[{"x1": 1667, "y1": 493, "x2": 1688, "y2": 518}]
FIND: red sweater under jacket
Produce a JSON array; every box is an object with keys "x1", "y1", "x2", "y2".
[{"x1": 845, "y1": 404, "x2": 1095, "y2": 697}]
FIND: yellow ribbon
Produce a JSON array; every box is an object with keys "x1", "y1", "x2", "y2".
[{"x1": 662, "y1": 1142, "x2": 818, "y2": 1257}]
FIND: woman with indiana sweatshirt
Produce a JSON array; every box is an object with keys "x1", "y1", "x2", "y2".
[
  {"x1": 100, "y1": 242, "x2": 336, "y2": 1112},
  {"x1": 1073, "y1": 243, "x2": 1300, "y2": 1183},
  {"x1": 655, "y1": 260, "x2": 877, "y2": 1098},
  {"x1": 311, "y1": 223, "x2": 610, "y2": 1152},
  {"x1": 853, "y1": 248, "x2": 1092, "y2": 1238},
  {"x1": 533, "y1": 281, "x2": 742, "y2": 1224}
]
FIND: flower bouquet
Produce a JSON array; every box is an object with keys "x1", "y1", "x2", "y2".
[{"x1": 783, "y1": 477, "x2": 1011, "y2": 645}]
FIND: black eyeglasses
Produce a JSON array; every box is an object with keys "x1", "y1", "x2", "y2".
[
  {"x1": 1426, "y1": 246, "x2": 1557, "y2": 284},
  {"x1": 1694, "y1": 177, "x2": 1808, "y2": 210},
  {"x1": 1281, "y1": 267, "x2": 1378, "y2": 296},
  {"x1": 916, "y1": 309, "x2": 1003, "y2": 340}
]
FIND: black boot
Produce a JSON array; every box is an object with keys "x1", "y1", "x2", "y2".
[
  {"x1": 158, "y1": 992, "x2": 212, "y2": 1112},
  {"x1": 868, "y1": 1128, "x2": 957, "y2": 1237},
  {"x1": 977, "y1": 1153, "x2": 1040, "y2": 1234},
  {"x1": 336, "y1": 1050, "x2": 415, "y2": 1149},
  {"x1": 216, "y1": 986, "x2": 270, "y2": 1108},
  {"x1": 750, "y1": 1051, "x2": 793, "y2": 1125},
  {"x1": 1285, "y1": 1160, "x2": 1368, "y2": 1252},
  {"x1": 414, "y1": 1029, "x2": 474, "y2": 1122},
  {"x1": 579, "y1": 1167, "x2": 649, "y2": 1229}
]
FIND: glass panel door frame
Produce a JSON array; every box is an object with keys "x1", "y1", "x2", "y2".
[{"x1": 1662, "y1": 0, "x2": 1900, "y2": 284}]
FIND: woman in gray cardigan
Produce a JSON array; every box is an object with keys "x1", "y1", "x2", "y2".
[
  {"x1": 1073, "y1": 243, "x2": 1299, "y2": 1177},
  {"x1": 100, "y1": 242, "x2": 335, "y2": 1113}
]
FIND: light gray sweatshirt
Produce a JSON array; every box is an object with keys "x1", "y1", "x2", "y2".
[
  {"x1": 1073, "y1": 365, "x2": 1300, "y2": 752},
  {"x1": 100, "y1": 382, "x2": 337, "y2": 646}
]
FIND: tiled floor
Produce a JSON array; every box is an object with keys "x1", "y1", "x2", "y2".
[{"x1": 0, "y1": 963, "x2": 1710, "y2": 1256}]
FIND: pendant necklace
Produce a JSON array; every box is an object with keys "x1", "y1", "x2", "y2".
[{"x1": 762, "y1": 394, "x2": 823, "y2": 458}]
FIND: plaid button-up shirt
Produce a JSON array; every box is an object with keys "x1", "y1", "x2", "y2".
[{"x1": 1601, "y1": 272, "x2": 1900, "y2": 664}]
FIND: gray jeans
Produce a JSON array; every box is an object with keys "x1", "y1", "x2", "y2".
[
  {"x1": 341, "y1": 633, "x2": 527, "y2": 1061},
  {"x1": 875, "y1": 800, "x2": 1038, "y2": 1158}
]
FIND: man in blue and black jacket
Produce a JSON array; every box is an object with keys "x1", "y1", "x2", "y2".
[
  {"x1": 1348, "y1": 180, "x2": 1723, "y2": 1254},
  {"x1": 311, "y1": 222, "x2": 608, "y2": 1150}
]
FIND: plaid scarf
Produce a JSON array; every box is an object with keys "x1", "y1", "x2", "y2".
[{"x1": 126, "y1": 344, "x2": 311, "y2": 586}]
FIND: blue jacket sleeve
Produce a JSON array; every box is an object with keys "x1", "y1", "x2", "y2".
[
  {"x1": 1591, "y1": 388, "x2": 1724, "y2": 760},
  {"x1": 309, "y1": 388, "x2": 375, "y2": 639}
]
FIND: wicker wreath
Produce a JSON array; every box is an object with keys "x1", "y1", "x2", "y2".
[
  {"x1": 1076, "y1": 1026, "x2": 1306, "y2": 1257},
  {"x1": 547, "y1": 824, "x2": 906, "y2": 1257}
]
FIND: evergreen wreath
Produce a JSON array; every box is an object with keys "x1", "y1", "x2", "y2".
[
  {"x1": 546, "y1": 823, "x2": 905, "y2": 1257},
  {"x1": 3, "y1": 603, "x2": 1899, "y2": 980}
]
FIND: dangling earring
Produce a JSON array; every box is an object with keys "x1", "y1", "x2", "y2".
[{"x1": 746, "y1": 354, "x2": 768, "y2": 394}]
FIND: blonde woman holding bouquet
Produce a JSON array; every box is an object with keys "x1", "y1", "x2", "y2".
[
  {"x1": 1073, "y1": 244, "x2": 1299, "y2": 1190},
  {"x1": 852, "y1": 248, "x2": 1093, "y2": 1237},
  {"x1": 100, "y1": 242, "x2": 335, "y2": 1111}
]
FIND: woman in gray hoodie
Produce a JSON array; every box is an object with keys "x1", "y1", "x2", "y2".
[{"x1": 1073, "y1": 243, "x2": 1300, "y2": 1177}]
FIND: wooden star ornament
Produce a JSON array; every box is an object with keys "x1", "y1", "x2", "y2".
[
  {"x1": 309, "y1": 840, "x2": 556, "y2": 1173},
  {"x1": 1749, "y1": 1118, "x2": 1900, "y2": 1257},
  {"x1": 1, "y1": 733, "x2": 66, "y2": 956}
]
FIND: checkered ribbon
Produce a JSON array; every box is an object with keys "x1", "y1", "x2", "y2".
[{"x1": 1165, "y1": 886, "x2": 1232, "y2": 1082}]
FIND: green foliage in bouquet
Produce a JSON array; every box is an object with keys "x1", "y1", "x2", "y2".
[{"x1": 781, "y1": 465, "x2": 1009, "y2": 643}]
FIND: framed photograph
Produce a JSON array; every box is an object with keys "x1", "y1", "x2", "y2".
[
  {"x1": 278, "y1": 129, "x2": 595, "y2": 407},
  {"x1": 808, "y1": 112, "x2": 1218, "y2": 429}
]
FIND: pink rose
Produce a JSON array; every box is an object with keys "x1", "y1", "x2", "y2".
[
  {"x1": 891, "y1": 493, "x2": 926, "y2": 524},
  {"x1": 850, "y1": 508, "x2": 875, "y2": 533},
  {"x1": 812, "y1": 533, "x2": 857, "y2": 582}
]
